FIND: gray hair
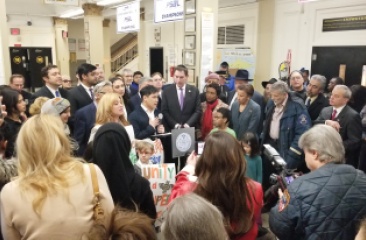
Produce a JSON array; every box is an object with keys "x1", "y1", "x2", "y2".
[
  {"x1": 139, "y1": 77, "x2": 153, "y2": 85},
  {"x1": 161, "y1": 193, "x2": 228, "y2": 240},
  {"x1": 311, "y1": 74, "x2": 327, "y2": 92},
  {"x1": 299, "y1": 125, "x2": 345, "y2": 164},
  {"x1": 334, "y1": 85, "x2": 352, "y2": 99},
  {"x1": 271, "y1": 81, "x2": 290, "y2": 94},
  {"x1": 93, "y1": 80, "x2": 112, "y2": 94},
  {"x1": 121, "y1": 68, "x2": 132, "y2": 76}
]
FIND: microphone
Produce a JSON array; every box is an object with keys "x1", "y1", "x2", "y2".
[{"x1": 158, "y1": 113, "x2": 163, "y2": 122}]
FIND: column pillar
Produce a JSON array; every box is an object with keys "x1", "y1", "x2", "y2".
[
  {"x1": 254, "y1": 0, "x2": 275, "y2": 91},
  {"x1": 193, "y1": 0, "x2": 218, "y2": 90},
  {"x1": 0, "y1": 0, "x2": 11, "y2": 84},
  {"x1": 82, "y1": 3, "x2": 104, "y2": 66},
  {"x1": 103, "y1": 19, "x2": 111, "y2": 79},
  {"x1": 54, "y1": 17, "x2": 70, "y2": 76}
]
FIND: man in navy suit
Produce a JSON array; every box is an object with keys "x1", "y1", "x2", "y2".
[
  {"x1": 161, "y1": 65, "x2": 201, "y2": 168},
  {"x1": 32, "y1": 64, "x2": 68, "y2": 100},
  {"x1": 128, "y1": 85, "x2": 164, "y2": 140},
  {"x1": 73, "y1": 81, "x2": 113, "y2": 156},
  {"x1": 129, "y1": 77, "x2": 154, "y2": 111},
  {"x1": 68, "y1": 63, "x2": 98, "y2": 132}
]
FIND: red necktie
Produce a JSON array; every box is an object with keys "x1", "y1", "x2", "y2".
[{"x1": 331, "y1": 109, "x2": 337, "y2": 120}]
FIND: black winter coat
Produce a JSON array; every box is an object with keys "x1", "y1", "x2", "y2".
[{"x1": 269, "y1": 163, "x2": 366, "y2": 240}]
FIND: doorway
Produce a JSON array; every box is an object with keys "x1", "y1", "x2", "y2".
[
  {"x1": 149, "y1": 47, "x2": 164, "y2": 77},
  {"x1": 9, "y1": 47, "x2": 52, "y2": 92},
  {"x1": 311, "y1": 46, "x2": 366, "y2": 86}
]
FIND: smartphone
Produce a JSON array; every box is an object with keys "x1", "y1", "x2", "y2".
[{"x1": 196, "y1": 141, "x2": 205, "y2": 155}]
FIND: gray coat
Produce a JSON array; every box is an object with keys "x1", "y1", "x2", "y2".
[{"x1": 231, "y1": 99, "x2": 261, "y2": 139}]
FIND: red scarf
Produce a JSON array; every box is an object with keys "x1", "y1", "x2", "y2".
[{"x1": 201, "y1": 99, "x2": 219, "y2": 140}]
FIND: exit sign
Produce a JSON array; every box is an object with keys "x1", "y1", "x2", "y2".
[{"x1": 10, "y1": 28, "x2": 20, "y2": 35}]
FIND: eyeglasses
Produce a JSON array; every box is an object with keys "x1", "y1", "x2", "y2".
[{"x1": 63, "y1": 80, "x2": 72, "y2": 83}]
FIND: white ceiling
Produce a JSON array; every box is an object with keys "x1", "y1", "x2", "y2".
[{"x1": 5, "y1": 0, "x2": 259, "y2": 19}]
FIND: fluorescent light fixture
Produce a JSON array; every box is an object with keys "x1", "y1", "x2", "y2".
[
  {"x1": 59, "y1": 8, "x2": 84, "y2": 18},
  {"x1": 96, "y1": 0, "x2": 128, "y2": 6}
]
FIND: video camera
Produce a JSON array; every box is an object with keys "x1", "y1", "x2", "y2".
[{"x1": 262, "y1": 144, "x2": 301, "y2": 211}]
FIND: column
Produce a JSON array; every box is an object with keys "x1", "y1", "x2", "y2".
[
  {"x1": 54, "y1": 17, "x2": 70, "y2": 76},
  {"x1": 193, "y1": 0, "x2": 218, "y2": 90},
  {"x1": 82, "y1": 3, "x2": 104, "y2": 66},
  {"x1": 0, "y1": 0, "x2": 11, "y2": 84},
  {"x1": 103, "y1": 19, "x2": 111, "y2": 79},
  {"x1": 254, "y1": 0, "x2": 275, "y2": 91}
]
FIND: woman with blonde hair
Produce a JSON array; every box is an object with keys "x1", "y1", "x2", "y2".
[
  {"x1": 88, "y1": 93, "x2": 135, "y2": 143},
  {"x1": 0, "y1": 114, "x2": 114, "y2": 239},
  {"x1": 29, "y1": 97, "x2": 49, "y2": 116}
]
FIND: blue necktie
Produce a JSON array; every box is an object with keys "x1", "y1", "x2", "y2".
[{"x1": 55, "y1": 90, "x2": 60, "y2": 97}]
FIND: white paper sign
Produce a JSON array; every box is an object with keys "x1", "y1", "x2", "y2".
[
  {"x1": 199, "y1": 12, "x2": 214, "y2": 91},
  {"x1": 141, "y1": 164, "x2": 176, "y2": 224},
  {"x1": 154, "y1": 0, "x2": 184, "y2": 23},
  {"x1": 44, "y1": 0, "x2": 79, "y2": 6},
  {"x1": 116, "y1": 1, "x2": 140, "y2": 33}
]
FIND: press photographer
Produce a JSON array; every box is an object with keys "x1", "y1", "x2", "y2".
[
  {"x1": 269, "y1": 125, "x2": 366, "y2": 240},
  {"x1": 262, "y1": 144, "x2": 301, "y2": 211}
]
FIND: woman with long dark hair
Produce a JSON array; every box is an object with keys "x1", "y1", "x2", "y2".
[
  {"x1": 170, "y1": 131, "x2": 263, "y2": 239},
  {"x1": 0, "y1": 89, "x2": 27, "y2": 158}
]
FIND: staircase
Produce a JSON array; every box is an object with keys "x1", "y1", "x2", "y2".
[{"x1": 111, "y1": 34, "x2": 138, "y2": 73}]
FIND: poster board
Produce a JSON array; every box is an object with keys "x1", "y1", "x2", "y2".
[{"x1": 141, "y1": 164, "x2": 176, "y2": 225}]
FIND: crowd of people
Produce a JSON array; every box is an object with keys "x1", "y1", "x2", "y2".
[{"x1": 0, "y1": 61, "x2": 365, "y2": 239}]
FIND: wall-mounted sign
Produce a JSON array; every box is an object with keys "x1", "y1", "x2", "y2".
[
  {"x1": 154, "y1": 0, "x2": 184, "y2": 23},
  {"x1": 116, "y1": 1, "x2": 140, "y2": 33},
  {"x1": 323, "y1": 15, "x2": 366, "y2": 32},
  {"x1": 44, "y1": 0, "x2": 79, "y2": 6},
  {"x1": 10, "y1": 28, "x2": 20, "y2": 35}
]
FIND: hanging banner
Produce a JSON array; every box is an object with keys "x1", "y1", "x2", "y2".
[
  {"x1": 154, "y1": 0, "x2": 184, "y2": 23},
  {"x1": 44, "y1": 0, "x2": 79, "y2": 6},
  {"x1": 216, "y1": 49, "x2": 256, "y2": 79},
  {"x1": 116, "y1": 1, "x2": 140, "y2": 33}
]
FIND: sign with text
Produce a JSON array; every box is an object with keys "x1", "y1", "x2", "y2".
[
  {"x1": 116, "y1": 1, "x2": 140, "y2": 33},
  {"x1": 141, "y1": 164, "x2": 176, "y2": 222},
  {"x1": 323, "y1": 15, "x2": 366, "y2": 32},
  {"x1": 154, "y1": 0, "x2": 184, "y2": 23},
  {"x1": 44, "y1": 0, "x2": 79, "y2": 6}
]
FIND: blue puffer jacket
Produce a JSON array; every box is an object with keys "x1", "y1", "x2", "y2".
[
  {"x1": 269, "y1": 163, "x2": 366, "y2": 240},
  {"x1": 262, "y1": 94, "x2": 311, "y2": 169}
]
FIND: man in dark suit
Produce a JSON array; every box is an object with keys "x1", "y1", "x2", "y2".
[
  {"x1": 9, "y1": 74, "x2": 33, "y2": 116},
  {"x1": 68, "y1": 63, "x2": 98, "y2": 116},
  {"x1": 73, "y1": 81, "x2": 113, "y2": 156},
  {"x1": 161, "y1": 65, "x2": 201, "y2": 168},
  {"x1": 129, "y1": 77, "x2": 154, "y2": 111},
  {"x1": 128, "y1": 85, "x2": 164, "y2": 140},
  {"x1": 305, "y1": 74, "x2": 329, "y2": 122},
  {"x1": 32, "y1": 64, "x2": 68, "y2": 100},
  {"x1": 314, "y1": 85, "x2": 362, "y2": 167}
]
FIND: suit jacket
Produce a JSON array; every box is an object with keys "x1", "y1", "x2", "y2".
[
  {"x1": 68, "y1": 85, "x2": 93, "y2": 116},
  {"x1": 231, "y1": 99, "x2": 261, "y2": 139},
  {"x1": 314, "y1": 105, "x2": 362, "y2": 166},
  {"x1": 161, "y1": 84, "x2": 201, "y2": 131},
  {"x1": 307, "y1": 93, "x2": 329, "y2": 122},
  {"x1": 32, "y1": 86, "x2": 68, "y2": 101},
  {"x1": 130, "y1": 94, "x2": 141, "y2": 112},
  {"x1": 73, "y1": 103, "x2": 97, "y2": 156},
  {"x1": 128, "y1": 106, "x2": 160, "y2": 140}
]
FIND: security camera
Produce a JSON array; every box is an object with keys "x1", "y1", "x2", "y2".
[{"x1": 27, "y1": 21, "x2": 32, "y2": 26}]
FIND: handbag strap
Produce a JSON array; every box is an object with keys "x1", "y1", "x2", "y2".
[{"x1": 88, "y1": 163, "x2": 100, "y2": 198}]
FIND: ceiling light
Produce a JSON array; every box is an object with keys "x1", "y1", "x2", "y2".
[
  {"x1": 96, "y1": 0, "x2": 128, "y2": 7},
  {"x1": 59, "y1": 9, "x2": 84, "y2": 18}
]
